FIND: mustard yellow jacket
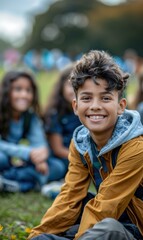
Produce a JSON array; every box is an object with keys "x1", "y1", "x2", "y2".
[{"x1": 29, "y1": 110, "x2": 143, "y2": 239}]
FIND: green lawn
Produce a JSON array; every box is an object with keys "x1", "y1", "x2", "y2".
[
  {"x1": 0, "y1": 192, "x2": 53, "y2": 239},
  {"x1": 35, "y1": 70, "x2": 59, "y2": 108},
  {"x1": 0, "y1": 69, "x2": 137, "y2": 239}
]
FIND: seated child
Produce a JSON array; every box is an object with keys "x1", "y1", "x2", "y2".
[
  {"x1": 41, "y1": 64, "x2": 81, "y2": 198},
  {"x1": 28, "y1": 50, "x2": 143, "y2": 239},
  {"x1": 0, "y1": 70, "x2": 65, "y2": 192},
  {"x1": 43, "y1": 64, "x2": 81, "y2": 179}
]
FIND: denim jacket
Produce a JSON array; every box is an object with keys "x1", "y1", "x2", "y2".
[{"x1": 0, "y1": 112, "x2": 47, "y2": 161}]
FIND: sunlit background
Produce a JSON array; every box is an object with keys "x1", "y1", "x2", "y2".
[
  {"x1": 0, "y1": 0, "x2": 127, "y2": 47},
  {"x1": 0, "y1": 0, "x2": 143, "y2": 101}
]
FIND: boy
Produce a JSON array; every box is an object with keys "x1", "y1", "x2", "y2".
[{"x1": 28, "y1": 50, "x2": 143, "y2": 240}]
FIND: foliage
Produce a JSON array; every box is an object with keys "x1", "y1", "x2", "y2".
[
  {"x1": 0, "y1": 39, "x2": 12, "y2": 53},
  {"x1": 23, "y1": 0, "x2": 143, "y2": 56}
]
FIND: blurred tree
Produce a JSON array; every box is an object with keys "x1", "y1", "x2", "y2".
[
  {"x1": 0, "y1": 39, "x2": 12, "y2": 53},
  {"x1": 0, "y1": 40, "x2": 13, "y2": 66},
  {"x1": 23, "y1": 0, "x2": 143, "y2": 57}
]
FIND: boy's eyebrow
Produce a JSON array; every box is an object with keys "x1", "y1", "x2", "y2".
[
  {"x1": 101, "y1": 91, "x2": 114, "y2": 95},
  {"x1": 79, "y1": 91, "x2": 92, "y2": 95},
  {"x1": 79, "y1": 91, "x2": 114, "y2": 95}
]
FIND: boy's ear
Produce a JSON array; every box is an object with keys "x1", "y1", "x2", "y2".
[
  {"x1": 117, "y1": 98, "x2": 127, "y2": 115},
  {"x1": 72, "y1": 98, "x2": 78, "y2": 115}
]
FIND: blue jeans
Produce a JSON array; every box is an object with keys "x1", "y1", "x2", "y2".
[
  {"x1": 1, "y1": 152, "x2": 67, "y2": 191},
  {"x1": 0, "y1": 152, "x2": 11, "y2": 171}
]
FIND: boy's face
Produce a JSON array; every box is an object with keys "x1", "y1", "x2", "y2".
[{"x1": 72, "y1": 78, "x2": 126, "y2": 140}]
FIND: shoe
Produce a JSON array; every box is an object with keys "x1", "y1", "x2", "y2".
[
  {"x1": 41, "y1": 181, "x2": 64, "y2": 199},
  {"x1": 0, "y1": 175, "x2": 20, "y2": 192}
]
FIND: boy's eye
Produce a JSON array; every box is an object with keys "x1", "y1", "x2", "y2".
[
  {"x1": 102, "y1": 96, "x2": 111, "y2": 101},
  {"x1": 81, "y1": 96, "x2": 91, "y2": 101}
]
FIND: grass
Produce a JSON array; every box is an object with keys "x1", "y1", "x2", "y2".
[
  {"x1": 0, "y1": 192, "x2": 53, "y2": 239},
  {"x1": 0, "y1": 68, "x2": 137, "y2": 239},
  {"x1": 35, "y1": 70, "x2": 59, "y2": 108}
]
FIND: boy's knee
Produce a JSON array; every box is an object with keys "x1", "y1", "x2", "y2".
[
  {"x1": 79, "y1": 218, "x2": 135, "y2": 240},
  {"x1": 94, "y1": 218, "x2": 122, "y2": 231}
]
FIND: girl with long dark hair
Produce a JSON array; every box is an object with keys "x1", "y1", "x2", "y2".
[{"x1": 0, "y1": 70, "x2": 64, "y2": 192}]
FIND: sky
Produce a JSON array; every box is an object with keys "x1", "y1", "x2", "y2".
[
  {"x1": 0, "y1": 0, "x2": 126, "y2": 47},
  {"x1": 0, "y1": 0, "x2": 59, "y2": 46}
]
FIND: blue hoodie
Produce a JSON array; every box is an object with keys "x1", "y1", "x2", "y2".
[{"x1": 73, "y1": 109, "x2": 143, "y2": 163}]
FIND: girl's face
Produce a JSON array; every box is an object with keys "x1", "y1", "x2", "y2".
[
  {"x1": 10, "y1": 77, "x2": 34, "y2": 114},
  {"x1": 63, "y1": 80, "x2": 75, "y2": 103}
]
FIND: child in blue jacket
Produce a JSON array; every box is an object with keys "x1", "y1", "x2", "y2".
[{"x1": 0, "y1": 70, "x2": 65, "y2": 192}]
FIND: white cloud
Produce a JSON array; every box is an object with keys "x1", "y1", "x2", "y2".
[
  {"x1": 0, "y1": 12, "x2": 33, "y2": 46},
  {"x1": 0, "y1": 0, "x2": 57, "y2": 46}
]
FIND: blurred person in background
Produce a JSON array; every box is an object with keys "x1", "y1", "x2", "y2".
[
  {"x1": 41, "y1": 64, "x2": 81, "y2": 198},
  {"x1": 128, "y1": 68, "x2": 143, "y2": 124},
  {"x1": 0, "y1": 70, "x2": 65, "y2": 192}
]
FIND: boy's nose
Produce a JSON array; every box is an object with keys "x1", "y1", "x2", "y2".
[{"x1": 90, "y1": 99, "x2": 102, "y2": 110}]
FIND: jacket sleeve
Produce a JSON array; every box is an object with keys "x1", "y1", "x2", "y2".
[
  {"x1": 0, "y1": 139, "x2": 32, "y2": 161},
  {"x1": 75, "y1": 137, "x2": 143, "y2": 239},
  {"x1": 0, "y1": 115, "x2": 47, "y2": 161},
  {"x1": 28, "y1": 140, "x2": 91, "y2": 239}
]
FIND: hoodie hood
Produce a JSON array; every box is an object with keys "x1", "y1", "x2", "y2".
[{"x1": 73, "y1": 109, "x2": 143, "y2": 158}]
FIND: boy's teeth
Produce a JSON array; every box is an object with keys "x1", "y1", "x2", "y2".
[{"x1": 90, "y1": 116, "x2": 104, "y2": 119}]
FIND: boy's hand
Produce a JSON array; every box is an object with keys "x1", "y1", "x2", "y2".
[
  {"x1": 30, "y1": 147, "x2": 49, "y2": 164},
  {"x1": 36, "y1": 161, "x2": 48, "y2": 175}
]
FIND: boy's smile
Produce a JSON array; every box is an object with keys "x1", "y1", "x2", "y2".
[{"x1": 72, "y1": 78, "x2": 126, "y2": 147}]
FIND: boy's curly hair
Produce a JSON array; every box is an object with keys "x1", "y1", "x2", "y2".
[{"x1": 70, "y1": 50, "x2": 129, "y2": 99}]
